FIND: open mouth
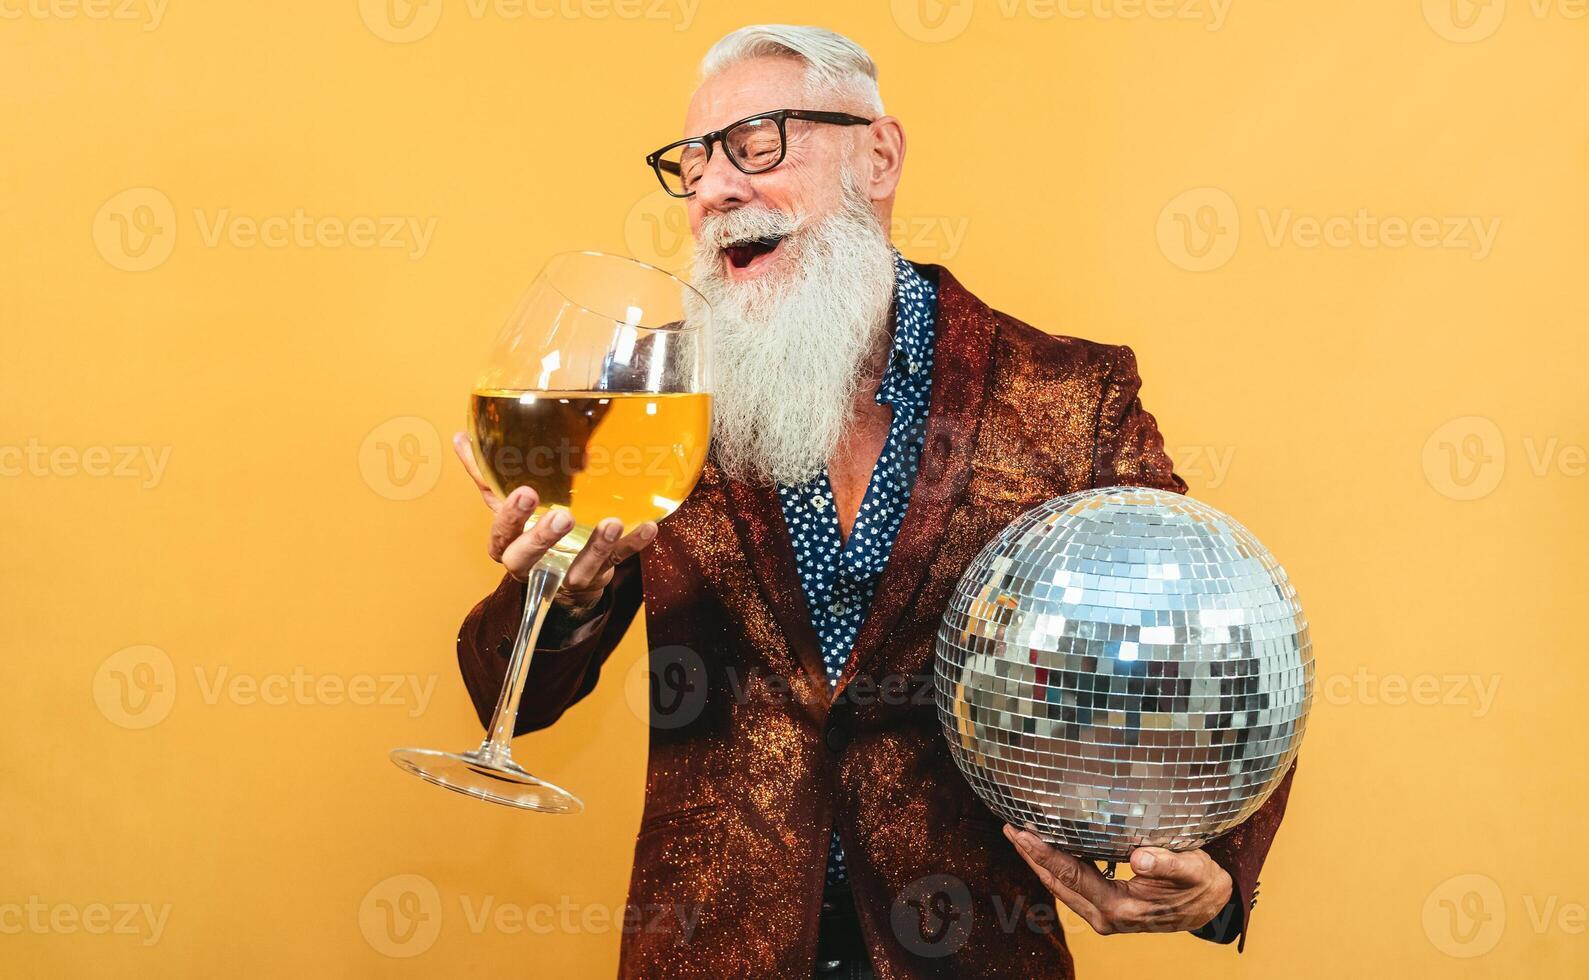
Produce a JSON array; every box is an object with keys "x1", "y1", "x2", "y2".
[{"x1": 722, "y1": 234, "x2": 786, "y2": 272}]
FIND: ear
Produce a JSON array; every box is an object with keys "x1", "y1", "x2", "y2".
[{"x1": 863, "y1": 116, "x2": 906, "y2": 202}]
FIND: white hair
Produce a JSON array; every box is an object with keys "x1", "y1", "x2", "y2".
[{"x1": 700, "y1": 24, "x2": 884, "y2": 116}]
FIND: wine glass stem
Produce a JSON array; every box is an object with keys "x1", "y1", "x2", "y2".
[{"x1": 476, "y1": 557, "x2": 567, "y2": 766}]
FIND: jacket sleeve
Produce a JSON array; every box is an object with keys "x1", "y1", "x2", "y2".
[
  {"x1": 455, "y1": 553, "x2": 644, "y2": 736},
  {"x1": 1191, "y1": 762, "x2": 1298, "y2": 950},
  {"x1": 1090, "y1": 343, "x2": 1188, "y2": 494},
  {"x1": 1092, "y1": 343, "x2": 1296, "y2": 950}
]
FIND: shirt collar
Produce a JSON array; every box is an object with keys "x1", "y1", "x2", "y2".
[{"x1": 876, "y1": 249, "x2": 937, "y2": 407}]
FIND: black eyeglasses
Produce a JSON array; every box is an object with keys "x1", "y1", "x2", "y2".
[{"x1": 645, "y1": 108, "x2": 873, "y2": 198}]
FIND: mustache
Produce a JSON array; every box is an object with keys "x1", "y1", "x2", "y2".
[{"x1": 697, "y1": 206, "x2": 803, "y2": 249}]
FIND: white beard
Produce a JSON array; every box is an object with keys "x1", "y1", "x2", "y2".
[{"x1": 689, "y1": 176, "x2": 896, "y2": 487}]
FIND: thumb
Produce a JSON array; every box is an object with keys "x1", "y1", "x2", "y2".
[{"x1": 1128, "y1": 847, "x2": 1204, "y2": 886}]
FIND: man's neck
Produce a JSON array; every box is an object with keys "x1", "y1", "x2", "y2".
[
  {"x1": 851, "y1": 313, "x2": 896, "y2": 411},
  {"x1": 826, "y1": 317, "x2": 898, "y2": 542}
]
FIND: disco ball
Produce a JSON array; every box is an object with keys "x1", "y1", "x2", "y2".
[{"x1": 935, "y1": 486, "x2": 1312, "y2": 860}]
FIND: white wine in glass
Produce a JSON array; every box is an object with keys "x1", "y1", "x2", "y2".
[{"x1": 391, "y1": 251, "x2": 711, "y2": 812}]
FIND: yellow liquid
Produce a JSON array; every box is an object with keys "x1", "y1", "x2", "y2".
[{"x1": 469, "y1": 389, "x2": 711, "y2": 546}]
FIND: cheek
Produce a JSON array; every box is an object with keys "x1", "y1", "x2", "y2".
[
  {"x1": 782, "y1": 168, "x2": 848, "y2": 219},
  {"x1": 749, "y1": 167, "x2": 821, "y2": 216}
]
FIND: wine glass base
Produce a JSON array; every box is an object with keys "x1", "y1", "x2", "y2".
[{"x1": 389, "y1": 747, "x2": 584, "y2": 813}]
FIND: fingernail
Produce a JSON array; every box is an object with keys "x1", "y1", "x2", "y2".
[
  {"x1": 1136, "y1": 852, "x2": 1156, "y2": 872},
  {"x1": 515, "y1": 491, "x2": 532, "y2": 511},
  {"x1": 640, "y1": 523, "x2": 657, "y2": 540},
  {"x1": 549, "y1": 510, "x2": 572, "y2": 532},
  {"x1": 604, "y1": 521, "x2": 621, "y2": 542}
]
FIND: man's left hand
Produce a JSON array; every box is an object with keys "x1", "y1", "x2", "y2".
[{"x1": 1003, "y1": 825, "x2": 1232, "y2": 935}]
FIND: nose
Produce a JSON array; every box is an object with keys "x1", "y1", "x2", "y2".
[{"x1": 690, "y1": 144, "x2": 755, "y2": 214}]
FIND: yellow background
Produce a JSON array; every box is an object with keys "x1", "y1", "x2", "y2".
[{"x1": 3, "y1": 1, "x2": 1585, "y2": 976}]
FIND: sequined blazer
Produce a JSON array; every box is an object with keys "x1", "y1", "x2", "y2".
[{"x1": 456, "y1": 263, "x2": 1296, "y2": 979}]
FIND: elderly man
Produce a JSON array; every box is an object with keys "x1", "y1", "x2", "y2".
[{"x1": 454, "y1": 24, "x2": 1294, "y2": 980}]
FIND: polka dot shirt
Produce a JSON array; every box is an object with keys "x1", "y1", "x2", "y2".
[{"x1": 776, "y1": 250, "x2": 939, "y2": 887}]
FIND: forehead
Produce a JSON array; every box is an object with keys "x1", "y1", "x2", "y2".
[{"x1": 683, "y1": 57, "x2": 810, "y2": 135}]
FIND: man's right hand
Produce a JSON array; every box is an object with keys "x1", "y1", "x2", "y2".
[{"x1": 453, "y1": 432, "x2": 657, "y2": 615}]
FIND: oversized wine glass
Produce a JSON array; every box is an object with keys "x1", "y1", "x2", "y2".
[{"x1": 391, "y1": 251, "x2": 711, "y2": 812}]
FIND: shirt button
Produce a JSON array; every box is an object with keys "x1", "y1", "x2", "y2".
[
  {"x1": 810, "y1": 495, "x2": 826, "y2": 510},
  {"x1": 908, "y1": 359, "x2": 921, "y2": 374},
  {"x1": 829, "y1": 600, "x2": 847, "y2": 616}
]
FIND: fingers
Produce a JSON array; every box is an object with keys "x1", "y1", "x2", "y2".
[
  {"x1": 1004, "y1": 826, "x2": 1115, "y2": 935},
  {"x1": 1005, "y1": 828, "x2": 1117, "y2": 908},
  {"x1": 562, "y1": 518, "x2": 623, "y2": 594},
  {"x1": 1004, "y1": 831, "x2": 1227, "y2": 937},
  {"x1": 1128, "y1": 847, "x2": 1206, "y2": 887},
  {"x1": 453, "y1": 432, "x2": 499, "y2": 510},
  {"x1": 563, "y1": 520, "x2": 657, "y2": 598},
  {"x1": 1122, "y1": 848, "x2": 1232, "y2": 932},
  {"x1": 498, "y1": 507, "x2": 575, "y2": 581},
  {"x1": 488, "y1": 487, "x2": 541, "y2": 562}
]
